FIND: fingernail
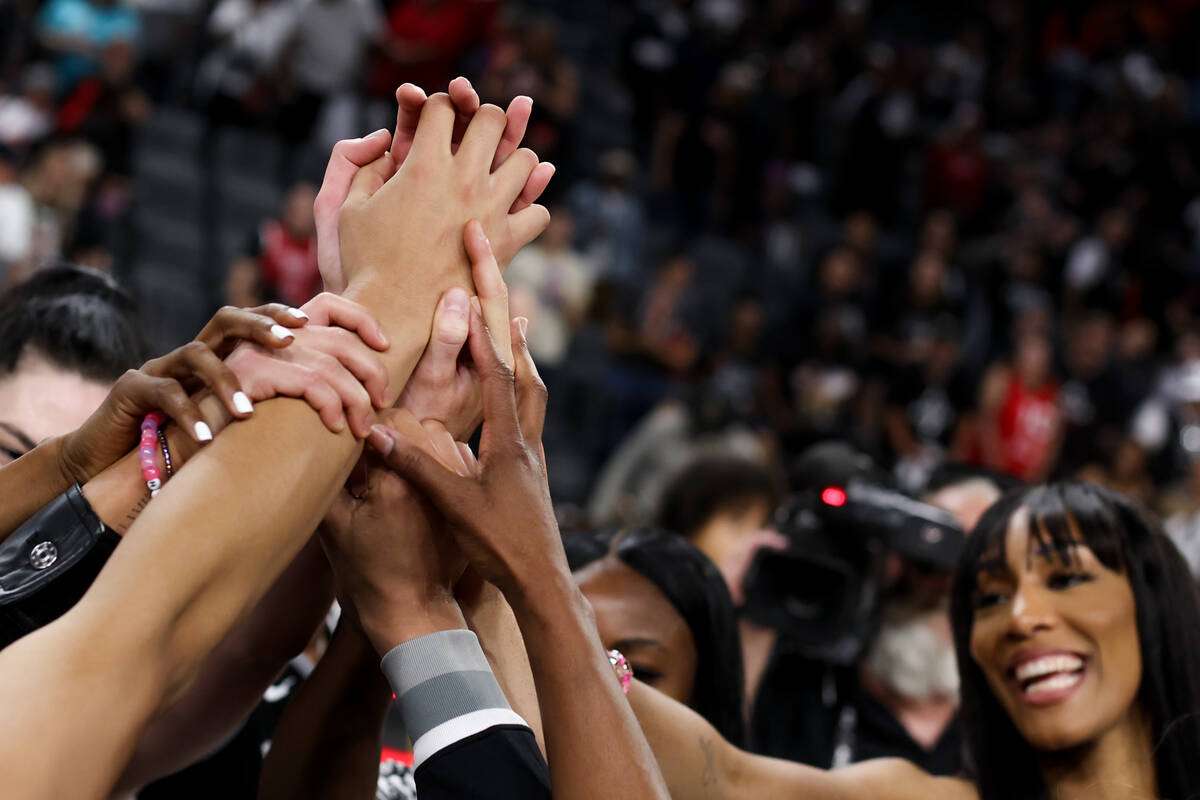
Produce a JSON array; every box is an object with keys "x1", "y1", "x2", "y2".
[
  {"x1": 368, "y1": 425, "x2": 394, "y2": 454},
  {"x1": 233, "y1": 392, "x2": 254, "y2": 415},
  {"x1": 445, "y1": 288, "x2": 469, "y2": 317},
  {"x1": 470, "y1": 296, "x2": 482, "y2": 315},
  {"x1": 270, "y1": 324, "x2": 294, "y2": 341},
  {"x1": 287, "y1": 307, "x2": 308, "y2": 320},
  {"x1": 367, "y1": 128, "x2": 388, "y2": 140},
  {"x1": 517, "y1": 316, "x2": 529, "y2": 338},
  {"x1": 376, "y1": 327, "x2": 390, "y2": 349},
  {"x1": 194, "y1": 421, "x2": 213, "y2": 442}
]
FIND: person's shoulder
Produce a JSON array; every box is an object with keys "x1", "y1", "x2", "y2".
[{"x1": 838, "y1": 758, "x2": 977, "y2": 800}]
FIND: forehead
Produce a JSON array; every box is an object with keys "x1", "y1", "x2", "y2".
[
  {"x1": 575, "y1": 557, "x2": 691, "y2": 644},
  {"x1": 0, "y1": 358, "x2": 112, "y2": 443}
]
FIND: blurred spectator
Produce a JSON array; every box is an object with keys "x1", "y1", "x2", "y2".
[
  {"x1": 196, "y1": 0, "x2": 304, "y2": 129},
  {"x1": 226, "y1": 182, "x2": 319, "y2": 308},
  {"x1": 0, "y1": 64, "x2": 56, "y2": 153},
  {"x1": 882, "y1": 321, "x2": 975, "y2": 490},
  {"x1": 762, "y1": 247, "x2": 870, "y2": 449},
  {"x1": 478, "y1": 15, "x2": 578, "y2": 170},
  {"x1": 371, "y1": 0, "x2": 495, "y2": 104},
  {"x1": 278, "y1": 0, "x2": 383, "y2": 150},
  {"x1": 0, "y1": 146, "x2": 35, "y2": 284},
  {"x1": 1056, "y1": 310, "x2": 1131, "y2": 477},
  {"x1": 36, "y1": 0, "x2": 141, "y2": 95},
  {"x1": 505, "y1": 204, "x2": 595, "y2": 372},
  {"x1": 57, "y1": 41, "x2": 150, "y2": 180},
  {"x1": 1164, "y1": 457, "x2": 1200, "y2": 580},
  {"x1": 977, "y1": 332, "x2": 1063, "y2": 482},
  {"x1": 17, "y1": 138, "x2": 102, "y2": 282},
  {"x1": 568, "y1": 149, "x2": 645, "y2": 286},
  {"x1": 656, "y1": 455, "x2": 782, "y2": 605}
]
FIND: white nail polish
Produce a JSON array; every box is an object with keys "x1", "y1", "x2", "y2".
[
  {"x1": 287, "y1": 307, "x2": 308, "y2": 320},
  {"x1": 233, "y1": 392, "x2": 254, "y2": 415},
  {"x1": 194, "y1": 421, "x2": 213, "y2": 442},
  {"x1": 271, "y1": 324, "x2": 294, "y2": 341}
]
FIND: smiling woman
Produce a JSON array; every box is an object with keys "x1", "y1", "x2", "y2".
[{"x1": 950, "y1": 483, "x2": 1200, "y2": 800}]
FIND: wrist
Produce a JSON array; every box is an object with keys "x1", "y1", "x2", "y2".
[
  {"x1": 358, "y1": 590, "x2": 467, "y2": 656},
  {"x1": 55, "y1": 431, "x2": 103, "y2": 488},
  {"x1": 506, "y1": 568, "x2": 592, "y2": 634}
]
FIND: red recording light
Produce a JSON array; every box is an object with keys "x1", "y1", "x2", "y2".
[{"x1": 821, "y1": 487, "x2": 847, "y2": 507}]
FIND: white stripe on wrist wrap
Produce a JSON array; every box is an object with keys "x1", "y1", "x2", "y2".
[{"x1": 380, "y1": 628, "x2": 529, "y2": 767}]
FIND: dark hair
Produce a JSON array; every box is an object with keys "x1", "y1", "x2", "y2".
[
  {"x1": 565, "y1": 528, "x2": 747, "y2": 745},
  {"x1": 924, "y1": 462, "x2": 1024, "y2": 495},
  {"x1": 0, "y1": 264, "x2": 144, "y2": 382},
  {"x1": 949, "y1": 483, "x2": 1200, "y2": 800},
  {"x1": 657, "y1": 456, "x2": 780, "y2": 539}
]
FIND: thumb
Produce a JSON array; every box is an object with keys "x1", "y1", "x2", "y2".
[
  {"x1": 344, "y1": 152, "x2": 397, "y2": 207},
  {"x1": 369, "y1": 424, "x2": 470, "y2": 521}
]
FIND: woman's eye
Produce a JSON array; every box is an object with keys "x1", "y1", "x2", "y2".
[
  {"x1": 973, "y1": 591, "x2": 1007, "y2": 610},
  {"x1": 631, "y1": 665, "x2": 662, "y2": 683},
  {"x1": 1048, "y1": 572, "x2": 1092, "y2": 591}
]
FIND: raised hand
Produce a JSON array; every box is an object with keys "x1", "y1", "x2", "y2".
[
  {"x1": 367, "y1": 300, "x2": 560, "y2": 600},
  {"x1": 399, "y1": 219, "x2": 518, "y2": 438},
  {"x1": 321, "y1": 409, "x2": 470, "y2": 654},
  {"x1": 315, "y1": 78, "x2": 555, "y2": 294},
  {"x1": 56, "y1": 303, "x2": 312, "y2": 486},
  {"x1": 224, "y1": 293, "x2": 390, "y2": 439}
]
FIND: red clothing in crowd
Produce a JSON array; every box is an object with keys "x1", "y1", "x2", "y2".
[
  {"x1": 370, "y1": 0, "x2": 495, "y2": 97},
  {"x1": 996, "y1": 375, "x2": 1060, "y2": 481},
  {"x1": 256, "y1": 220, "x2": 320, "y2": 307}
]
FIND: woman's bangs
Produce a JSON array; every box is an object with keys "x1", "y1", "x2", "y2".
[{"x1": 970, "y1": 484, "x2": 1127, "y2": 579}]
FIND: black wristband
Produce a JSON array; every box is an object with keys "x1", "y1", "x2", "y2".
[{"x1": 0, "y1": 484, "x2": 119, "y2": 648}]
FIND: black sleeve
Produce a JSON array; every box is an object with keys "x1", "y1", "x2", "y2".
[
  {"x1": 0, "y1": 484, "x2": 119, "y2": 649},
  {"x1": 413, "y1": 725, "x2": 551, "y2": 800}
]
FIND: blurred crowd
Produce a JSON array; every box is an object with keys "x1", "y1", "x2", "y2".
[{"x1": 5, "y1": 0, "x2": 1200, "y2": 560}]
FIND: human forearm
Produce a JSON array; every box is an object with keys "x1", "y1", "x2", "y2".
[
  {"x1": 117, "y1": 537, "x2": 334, "y2": 794},
  {"x1": 507, "y1": 574, "x2": 669, "y2": 800},
  {"x1": 0, "y1": 437, "x2": 74, "y2": 538},
  {"x1": 259, "y1": 615, "x2": 390, "y2": 800},
  {"x1": 460, "y1": 577, "x2": 544, "y2": 753},
  {"x1": 0, "y1": 398, "x2": 361, "y2": 798}
]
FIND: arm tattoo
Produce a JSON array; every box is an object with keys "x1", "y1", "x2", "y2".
[
  {"x1": 115, "y1": 493, "x2": 150, "y2": 535},
  {"x1": 700, "y1": 736, "x2": 717, "y2": 786}
]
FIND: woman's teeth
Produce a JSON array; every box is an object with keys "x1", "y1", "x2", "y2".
[
  {"x1": 1022, "y1": 671, "x2": 1083, "y2": 698},
  {"x1": 1014, "y1": 654, "x2": 1084, "y2": 682}
]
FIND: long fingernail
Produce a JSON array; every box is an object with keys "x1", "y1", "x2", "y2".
[
  {"x1": 271, "y1": 324, "x2": 294, "y2": 341},
  {"x1": 368, "y1": 425, "x2": 394, "y2": 454},
  {"x1": 194, "y1": 422, "x2": 213, "y2": 442},
  {"x1": 287, "y1": 307, "x2": 308, "y2": 320},
  {"x1": 517, "y1": 316, "x2": 529, "y2": 338},
  {"x1": 233, "y1": 392, "x2": 254, "y2": 415}
]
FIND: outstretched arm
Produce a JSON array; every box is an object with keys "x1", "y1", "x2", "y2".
[
  {"x1": 628, "y1": 677, "x2": 972, "y2": 800},
  {"x1": 0, "y1": 304, "x2": 313, "y2": 539}
]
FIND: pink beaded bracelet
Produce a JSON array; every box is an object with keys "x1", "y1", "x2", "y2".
[
  {"x1": 608, "y1": 649, "x2": 633, "y2": 695},
  {"x1": 140, "y1": 412, "x2": 166, "y2": 497}
]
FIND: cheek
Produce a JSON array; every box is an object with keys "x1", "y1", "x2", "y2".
[{"x1": 968, "y1": 614, "x2": 1020, "y2": 708}]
